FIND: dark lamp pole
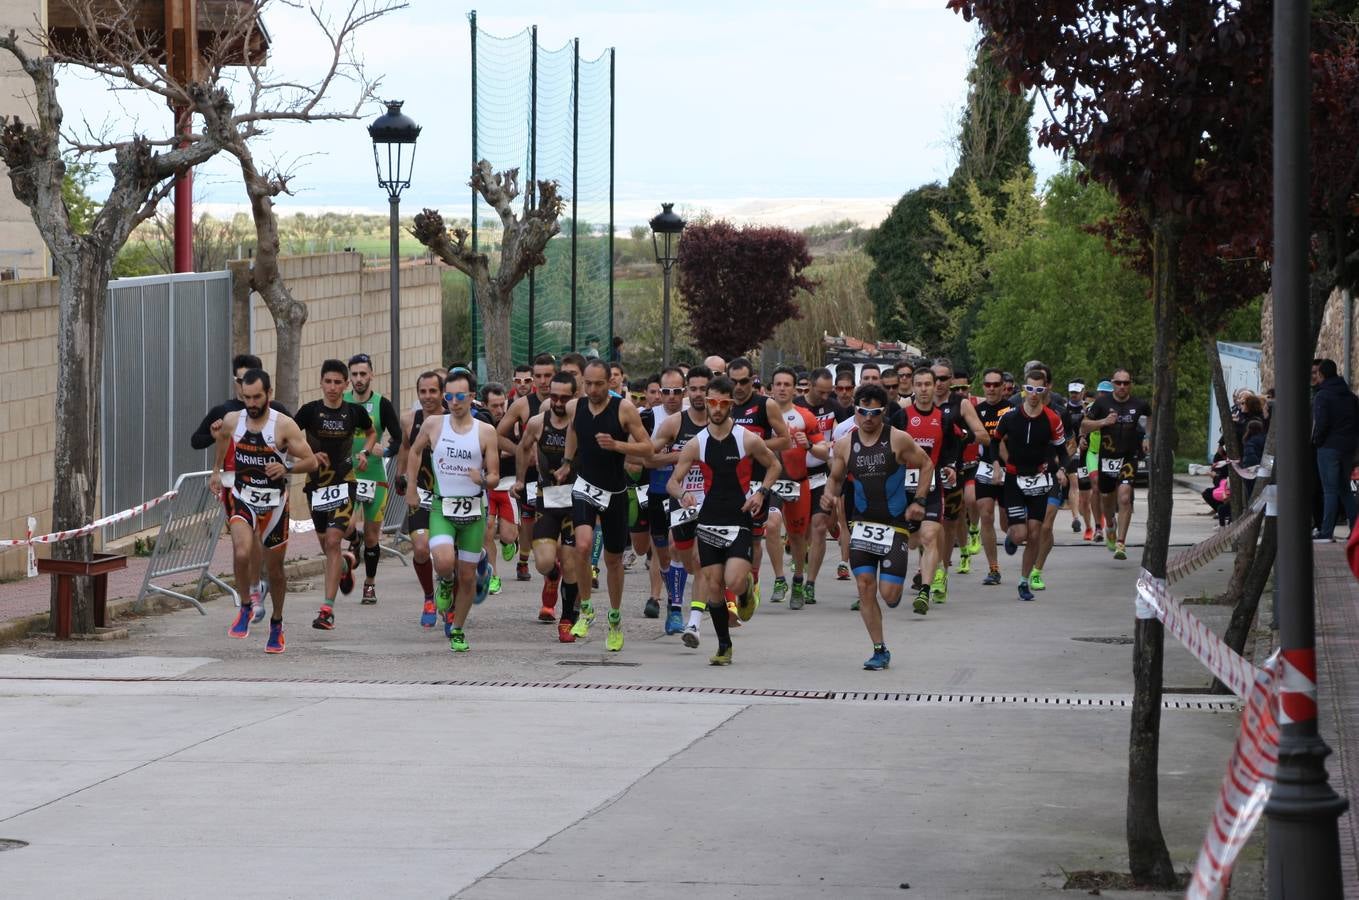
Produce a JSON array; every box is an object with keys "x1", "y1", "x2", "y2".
[
  {"x1": 368, "y1": 99, "x2": 421, "y2": 413},
  {"x1": 649, "y1": 202, "x2": 685, "y2": 368}
]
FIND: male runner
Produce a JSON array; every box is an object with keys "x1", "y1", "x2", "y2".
[
  {"x1": 766, "y1": 366, "x2": 826, "y2": 608},
  {"x1": 559, "y1": 359, "x2": 654, "y2": 650},
  {"x1": 822, "y1": 382, "x2": 932, "y2": 670},
  {"x1": 901, "y1": 367, "x2": 967, "y2": 613},
  {"x1": 212, "y1": 369, "x2": 318, "y2": 653},
  {"x1": 1083, "y1": 369, "x2": 1151, "y2": 560},
  {"x1": 481, "y1": 382, "x2": 519, "y2": 595},
  {"x1": 1027, "y1": 365, "x2": 1080, "y2": 590},
  {"x1": 1066, "y1": 382, "x2": 1094, "y2": 539},
  {"x1": 343, "y1": 353, "x2": 402, "y2": 603},
  {"x1": 511, "y1": 364, "x2": 534, "y2": 400},
  {"x1": 796, "y1": 368, "x2": 847, "y2": 607},
  {"x1": 395, "y1": 370, "x2": 447, "y2": 629},
  {"x1": 517, "y1": 371, "x2": 583, "y2": 640},
  {"x1": 727, "y1": 357, "x2": 792, "y2": 606},
  {"x1": 703, "y1": 355, "x2": 727, "y2": 378},
  {"x1": 995, "y1": 368, "x2": 1070, "y2": 601},
  {"x1": 293, "y1": 360, "x2": 377, "y2": 631},
  {"x1": 405, "y1": 370, "x2": 498, "y2": 652},
  {"x1": 667, "y1": 376, "x2": 782, "y2": 665},
  {"x1": 650, "y1": 365, "x2": 712, "y2": 635},
  {"x1": 499, "y1": 353, "x2": 558, "y2": 584},
  {"x1": 970, "y1": 368, "x2": 1013, "y2": 586},
  {"x1": 636, "y1": 367, "x2": 687, "y2": 621},
  {"x1": 929, "y1": 359, "x2": 989, "y2": 597},
  {"x1": 950, "y1": 370, "x2": 984, "y2": 574}
]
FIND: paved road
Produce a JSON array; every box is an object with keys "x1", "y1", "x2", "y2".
[{"x1": 0, "y1": 486, "x2": 1251, "y2": 898}]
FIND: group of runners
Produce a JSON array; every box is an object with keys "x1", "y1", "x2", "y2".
[{"x1": 204, "y1": 350, "x2": 1150, "y2": 669}]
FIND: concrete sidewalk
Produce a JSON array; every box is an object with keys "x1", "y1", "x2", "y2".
[{"x1": 0, "y1": 484, "x2": 1260, "y2": 898}]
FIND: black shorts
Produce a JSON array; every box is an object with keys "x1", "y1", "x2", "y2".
[
  {"x1": 406, "y1": 505, "x2": 431, "y2": 533},
  {"x1": 943, "y1": 485, "x2": 965, "y2": 520},
  {"x1": 629, "y1": 486, "x2": 651, "y2": 536},
  {"x1": 646, "y1": 493, "x2": 669, "y2": 545},
  {"x1": 808, "y1": 473, "x2": 831, "y2": 518},
  {"x1": 573, "y1": 490, "x2": 631, "y2": 554},
  {"x1": 306, "y1": 484, "x2": 355, "y2": 534},
  {"x1": 1097, "y1": 457, "x2": 1136, "y2": 494},
  {"x1": 1004, "y1": 477, "x2": 1052, "y2": 525},
  {"x1": 532, "y1": 505, "x2": 576, "y2": 546},
  {"x1": 847, "y1": 521, "x2": 911, "y2": 584},
  {"x1": 670, "y1": 500, "x2": 699, "y2": 548},
  {"x1": 696, "y1": 523, "x2": 754, "y2": 568}
]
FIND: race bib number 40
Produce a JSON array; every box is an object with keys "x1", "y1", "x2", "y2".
[
  {"x1": 441, "y1": 495, "x2": 481, "y2": 523},
  {"x1": 849, "y1": 521, "x2": 894, "y2": 556},
  {"x1": 573, "y1": 476, "x2": 612, "y2": 511},
  {"x1": 310, "y1": 483, "x2": 349, "y2": 511},
  {"x1": 355, "y1": 479, "x2": 378, "y2": 504}
]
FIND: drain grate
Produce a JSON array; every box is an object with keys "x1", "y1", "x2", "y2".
[
  {"x1": 40, "y1": 651, "x2": 138, "y2": 660},
  {"x1": 0, "y1": 673, "x2": 1240, "y2": 710},
  {"x1": 0, "y1": 839, "x2": 28, "y2": 852},
  {"x1": 558, "y1": 660, "x2": 641, "y2": 667},
  {"x1": 1072, "y1": 636, "x2": 1135, "y2": 645}
]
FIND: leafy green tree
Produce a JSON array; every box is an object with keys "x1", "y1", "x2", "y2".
[
  {"x1": 864, "y1": 183, "x2": 952, "y2": 345},
  {"x1": 60, "y1": 159, "x2": 100, "y2": 235}
]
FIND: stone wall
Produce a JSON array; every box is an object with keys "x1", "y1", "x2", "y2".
[{"x1": 1259, "y1": 287, "x2": 1359, "y2": 393}]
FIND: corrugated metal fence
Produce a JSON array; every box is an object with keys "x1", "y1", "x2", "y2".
[{"x1": 101, "y1": 272, "x2": 234, "y2": 540}]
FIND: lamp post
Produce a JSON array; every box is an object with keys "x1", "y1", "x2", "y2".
[
  {"x1": 649, "y1": 202, "x2": 685, "y2": 368},
  {"x1": 368, "y1": 100, "x2": 421, "y2": 413}
]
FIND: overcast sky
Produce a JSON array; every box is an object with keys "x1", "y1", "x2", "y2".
[{"x1": 56, "y1": 0, "x2": 1062, "y2": 225}]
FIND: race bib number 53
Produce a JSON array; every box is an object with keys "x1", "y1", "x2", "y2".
[{"x1": 849, "y1": 521, "x2": 894, "y2": 556}]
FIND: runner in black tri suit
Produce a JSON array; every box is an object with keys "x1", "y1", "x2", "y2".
[
  {"x1": 211, "y1": 368, "x2": 317, "y2": 654},
  {"x1": 667, "y1": 375, "x2": 782, "y2": 666},
  {"x1": 396, "y1": 370, "x2": 447, "y2": 629},
  {"x1": 969, "y1": 368, "x2": 1014, "y2": 586},
  {"x1": 558, "y1": 359, "x2": 653, "y2": 651},
  {"x1": 726, "y1": 356, "x2": 792, "y2": 608},
  {"x1": 795, "y1": 368, "x2": 843, "y2": 605},
  {"x1": 650, "y1": 365, "x2": 713, "y2": 635},
  {"x1": 498, "y1": 352, "x2": 556, "y2": 581}
]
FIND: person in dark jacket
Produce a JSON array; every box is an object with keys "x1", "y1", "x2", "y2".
[
  {"x1": 1311, "y1": 358, "x2": 1359, "y2": 540},
  {"x1": 189, "y1": 353, "x2": 291, "y2": 450}
]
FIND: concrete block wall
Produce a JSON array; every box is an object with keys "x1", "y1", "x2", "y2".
[{"x1": 0, "y1": 277, "x2": 58, "y2": 577}]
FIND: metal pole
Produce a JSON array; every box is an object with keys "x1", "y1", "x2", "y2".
[
  {"x1": 469, "y1": 10, "x2": 479, "y2": 368},
  {"x1": 662, "y1": 263, "x2": 672, "y2": 368},
  {"x1": 389, "y1": 195, "x2": 401, "y2": 414},
  {"x1": 528, "y1": 26, "x2": 538, "y2": 359},
  {"x1": 570, "y1": 37, "x2": 579, "y2": 351},
  {"x1": 173, "y1": 106, "x2": 194, "y2": 272},
  {"x1": 608, "y1": 47, "x2": 615, "y2": 351},
  {"x1": 1266, "y1": 4, "x2": 1348, "y2": 896},
  {"x1": 1344, "y1": 287, "x2": 1353, "y2": 385}
]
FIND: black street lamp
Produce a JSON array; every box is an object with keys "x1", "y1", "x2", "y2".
[
  {"x1": 368, "y1": 99, "x2": 421, "y2": 413},
  {"x1": 649, "y1": 202, "x2": 685, "y2": 367}
]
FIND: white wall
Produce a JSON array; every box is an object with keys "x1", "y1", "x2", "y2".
[
  {"x1": 1207, "y1": 341, "x2": 1262, "y2": 460},
  {"x1": 0, "y1": 0, "x2": 48, "y2": 280}
]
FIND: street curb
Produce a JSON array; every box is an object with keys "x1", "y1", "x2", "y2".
[
  {"x1": 0, "y1": 557, "x2": 327, "y2": 648},
  {"x1": 1173, "y1": 475, "x2": 1211, "y2": 492}
]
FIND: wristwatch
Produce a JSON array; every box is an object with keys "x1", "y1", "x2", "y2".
[
  {"x1": 911, "y1": 495, "x2": 927, "y2": 507},
  {"x1": 757, "y1": 485, "x2": 770, "y2": 496}
]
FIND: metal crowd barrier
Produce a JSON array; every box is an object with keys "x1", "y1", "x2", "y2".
[
  {"x1": 135, "y1": 471, "x2": 233, "y2": 614},
  {"x1": 379, "y1": 456, "x2": 411, "y2": 564}
]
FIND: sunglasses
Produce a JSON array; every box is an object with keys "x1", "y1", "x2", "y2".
[
  {"x1": 1022, "y1": 385, "x2": 1047, "y2": 395},
  {"x1": 513, "y1": 377, "x2": 533, "y2": 385},
  {"x1": 234, "y1": 376, "x2": 244, "y2": 384},
  {"x1": 659, "y1": 387, "x2": 684, "y2": 396},
  {"x1": 732, "y1": 377, "x2": 753, "y2": 386},
  {"x1": 629, "y1": 393, "x2": 645, "y2": 404},
  {"x1": 835, "y1": 384, "x2": 854, "y2": 391},
  {"x1": 983, "y1": 381, "x2": 1003, "y2": 388},
  {"x1": 856, "y1": 406, "x2": 886, "y2": 417},
  {"x1": 1113, "y1": 379, "x2": 1132, "y2": 386},
  {"x1": 950, "y1": 385, "x2": 968, "y2": 392},
  {"x1": 549, "y1": 392, "x2": 573, "y2": 402},
  {"x1": 444, "y1": 391, "x2": 471, "y2": 403},
  {"x1": 706, "y1": 398, "x2": 734, "y2": 409}
]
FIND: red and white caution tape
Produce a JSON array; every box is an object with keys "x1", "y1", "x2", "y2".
[
  {"x1": 1165, "y1": 493, "x2": 1267, "y2": 585},
  {"x1": 0, "y1": 490, "x2": 179, "y2": 578},
  {"x1": 1136, "y1": 570, "x2": 1280, "y2": 900}
]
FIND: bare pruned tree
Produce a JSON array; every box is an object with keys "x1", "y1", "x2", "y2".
[{"x1": 412, "y1": 163, "x2": 565, "y2": 381}]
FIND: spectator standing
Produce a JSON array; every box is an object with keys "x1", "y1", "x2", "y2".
[
  {"x1": 1311, "y1": 358, "x2": 1359, "y2": 541},
  {"x1": 609, "y1": 336, "x2": 624, "y2": 363}
]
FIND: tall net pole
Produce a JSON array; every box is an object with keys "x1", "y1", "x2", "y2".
[
  {"x1": 468, "y1": 10, "x2": 479, "y2": 369},
  {"x1": 527, "y1": 25, "x2": 538, "y2": 359},
  {"x1": 570, "y1": 37, "x2": 579, "y2": 352}
]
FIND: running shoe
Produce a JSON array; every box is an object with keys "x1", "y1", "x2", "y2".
[
  {"x1": 912, "y1": 588, "x2": 930, "y2": 616},
  {"x1": 444, "y1": 611, "x2": 456, "y2": 638},
  {"x1": 474, "y1": 553, "x2": 492, "y2": 604},
  {"x1": 682, "y1": 623, "x2": 700, "y2": 648},
  {"x1": 538, "y1": 605, "x2": 556, "y2": 623},
  {"x1": 1114, "y1": 543, "x2": 1128, "y2": 561},
  {"x1": 850, "y1": 599, "x2": 860, "y2": 611},
  {"x1": 571, "y1": 602, "x2": 595, "y2": 638},
  {"x1": 265, "y1": 621, "x2": 285, "y2": 654},
  {"x1": 789, "y1": 581, "x2": 805, "y2": 610},
  {"x1": 361, "y1": 583, "x2": 378, "y2": 605},
  {"x1": 449, "y1": 627, "x2": 469, "y2": 652},
  {"x1": 339, "y1": 551, "x2": 356, "y2": 595},
  {"x1": 558, "y1": 621, "x2": 576, "y2": 643},
  {"x1": 863, "y1": 648, "x2": 891, "y2": 671},
  {"x1": 736, "y1": 575, "x2": 759, "y2": 621},
  {"x1": 1093, "y1": 527, "x2": 1105, "y2": 544},
  {"x1": 966, "y1": 527, "x2": 981, "y2": 557},
  {"x1": 709, "y1": 644, "x2": 733, "y2": 666},
  {"x1": 982, "y1": 569, "x2": 1002, "y2": 586},
  {"x1": 435, "y1": 577, "x2": 455, "y2": 613},
  {"x1": 312, "y1": 605, "x2": 335, "y2": 630},
  {"x1": 1071, "y1": 517, "x2": 1083, "y2": 534},
  {"x1": 606, "y1": 610, "x2": 624, "y2": 652},
  {"x1": 1083, "y1": 527, "x2": 1094, "y2": 542},
  {"x1": 516, "y1": 560, "x2": 531, "y2": 582},
  {"x1": 643, "y1": 597, "x2": 660, "y2": 619},
  {"x1": 228, "y1": 604, "x2": 252, "y2": 639},
  {"x1": 592, "y1": 566, "x2": 599, "y2": 589},
  {"x1": 488, "y1": 574, "x2": 502, "y2": 596},
  {"x1": 958, "y1": 554, "x2": 972, "y2": 575},
  {"x1": 420, "y1": 598, "x2": 437, "y2": 628},
  {"x1": 1029, "y1": 568, "x2": 1046, "y2": 591},
  {"x1": 543, "y1": 564, "x2": 561, "y2": 607},
  {"x1": 664, "y1": 607, "x2": 684, "y2": 635},
  {"x1": 804, "y1": 582, "x2": 817, "y2": 605},
  {"x1": 770, "y1": 577, "x2": 788, "y2": 603},
  {"x1": 931, "y1": 568, "x2": 948, "y2": 604},
  {"x1": 622, "y1": 548, "x2": 637, "y2": 570},
  {"x1": 836, "y1": 562, "x2": 851, "y2": 581},
  {"x1": 726, "y1": 600, "x2": 742, "y2": 628},
  {"x1": 912, "y1": 570, "x2": 923, "y2": 591},
  {"x1": 1004, "y1": 534, "x2": 1018, "y2": 556},
  {"x1": 1106, "y1": 534, "x2": 1117, "y2": 553},
  {"x1": 502, "y1": 541, "x2": 517, "y2": 562},
  {"x1": 250, "y1": 589, "x2": 266, "y2": 624},
  {"x1": 1017, "y1": 580, "x2": 1035, "y2": 602}
]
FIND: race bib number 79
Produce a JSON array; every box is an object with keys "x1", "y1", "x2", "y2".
[{"x1": 441, "y1": 495, "x2": 481, "y2": 523}]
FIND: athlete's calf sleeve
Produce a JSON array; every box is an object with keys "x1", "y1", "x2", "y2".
[
  {"x1": 561, "y1": 580, "x2": 579, "y2": 621},
  {"x1": 709, "y1": 601, "x2": 731, "y2": 645},
  {"x1": 363, "y1": 545, "x2": 380, "y2": 579},
  {"x1": 413, "y1": 557, "x2": 434, "y2": 597}
]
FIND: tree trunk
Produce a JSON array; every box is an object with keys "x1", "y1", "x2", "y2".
[
  {"x1": 481, "y1": 283, "x2": 512, "y2": 384},
  {"x1": 49, "y1": 250, "x2": 114, "y2": 633},
  {"x1": 1203, "y1": 329, "x2": 1245, "y2": 523},
  {"x1": 1127, "y1": 218, "x2": 1178, "y2": 888},
  {"x1": 1212, "y1": 516, "x2": 1277, "y2": 693}
]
